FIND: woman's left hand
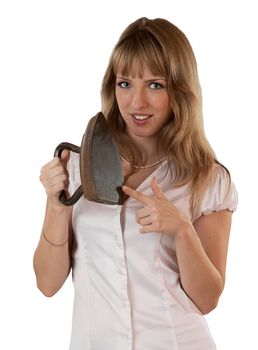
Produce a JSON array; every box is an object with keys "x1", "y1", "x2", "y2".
[{"x1": 122, "y1": 177, "x2": 192, "y2": 235}]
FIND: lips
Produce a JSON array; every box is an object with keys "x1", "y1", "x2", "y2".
[{"x1": 131, "y1": 113, "x2": 153, "y2": 121}]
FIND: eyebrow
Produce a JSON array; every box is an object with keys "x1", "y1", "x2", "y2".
[{"x1": 116, "y1": 75, "x2": 166, "y2": 82}]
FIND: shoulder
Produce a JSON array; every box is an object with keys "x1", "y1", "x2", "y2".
[{"x1": 193, "y1": 163, "x2": 238, "y2": 222}]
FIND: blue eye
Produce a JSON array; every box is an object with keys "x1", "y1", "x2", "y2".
[
  {"x1": 117, "y1": 81, "x2": 130, "y2": 88},
  {"x1": 149, "y1": 82, "x2": 163, "y2": 89}
]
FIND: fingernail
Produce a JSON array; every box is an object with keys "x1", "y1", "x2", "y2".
[{"x1": 122, "y1": 185, "x2": 128, "y2": 190}]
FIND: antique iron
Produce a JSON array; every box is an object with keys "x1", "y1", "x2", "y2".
[{"x1": 54, "y1": 112, "x2": 125, "y2": 206}]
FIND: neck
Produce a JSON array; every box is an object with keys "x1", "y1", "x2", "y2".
[{"x1": 127, "y1": 132, "x2": 160, "y2": 163}]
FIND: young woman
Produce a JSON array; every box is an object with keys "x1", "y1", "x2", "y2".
[{"x1": 34, "y1": 17, "x2": 238, "y2": 350}]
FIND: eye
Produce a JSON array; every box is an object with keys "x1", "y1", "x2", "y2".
[
  {"x1": 117, "y1": 81, "x2": 130, "y2": 88},
  {"x1": 149, "y1": 82, "x2": 164, "y2": 89}
]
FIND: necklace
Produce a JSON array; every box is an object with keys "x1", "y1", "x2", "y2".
[{"x1": 120, "y1": 154, "x2": 167, "y2": 169}]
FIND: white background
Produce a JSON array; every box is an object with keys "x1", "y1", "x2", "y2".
[{"x1": 0, "y1": 0, "x2": 257, "y2": 349}]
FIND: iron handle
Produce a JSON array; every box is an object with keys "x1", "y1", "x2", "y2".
[{"x1": 54, "y1": 142, "x2": 83, "y2": 206}]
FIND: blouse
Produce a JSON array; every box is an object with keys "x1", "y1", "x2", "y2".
[{"x1": 67, "y1": 153, "x2": 238, "y2": 350}]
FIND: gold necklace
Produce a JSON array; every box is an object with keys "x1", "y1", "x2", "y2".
[{"x1": 120, "y1": 154, "x2": 167, "y2": 169}]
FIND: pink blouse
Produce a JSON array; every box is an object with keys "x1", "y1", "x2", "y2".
[{"x1": 67, "y1": 154, "x2": 238, "y2": 350}]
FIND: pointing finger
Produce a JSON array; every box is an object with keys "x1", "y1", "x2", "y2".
[{"x1": 122, "y1": 185, "x2": 153, "y2": 205}]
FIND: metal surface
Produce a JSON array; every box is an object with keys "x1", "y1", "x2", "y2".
[{"x1": 54, "y1": 112, "x2": 125, "y2": 206}]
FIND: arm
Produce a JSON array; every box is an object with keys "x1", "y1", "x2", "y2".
[
  {"x1": 123, "y1": 177, "x2": 233, "y2": 314},
  {"x1": 33, "y1": 201, "x2": 73, "y2": 297},
  {"x1": 175, "y1": 210, "x2": 232, "y2": 314},
  {"x1": 33, "y1": 150, "x2": 73, "y2": 297}
]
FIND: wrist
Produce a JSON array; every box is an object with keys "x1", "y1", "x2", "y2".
[
  {"x1": 46, "y1": 198, "x2": 72, "y2": 215},
  {"x1": 42, "y1": 229, "x2": 69, "y2": 247},
  {"x1": 175, "y1": 220, "x2": 195, "y2": 240}
]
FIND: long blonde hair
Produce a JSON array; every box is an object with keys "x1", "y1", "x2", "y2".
[{"x1": 101, "y1": 17, "x2": 230, "y2": 217}]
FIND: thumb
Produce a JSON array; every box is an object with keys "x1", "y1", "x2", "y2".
[
  {"x1": 151, "y1": 177, "x2": 167, "y2": 200},
  {"x1": 60, "y1": 149, "x2": 70, "y2": 166}
]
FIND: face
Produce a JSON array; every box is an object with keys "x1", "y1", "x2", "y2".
[{"x1": 115, "y1": 64, "x2": 172, "y2": 144}]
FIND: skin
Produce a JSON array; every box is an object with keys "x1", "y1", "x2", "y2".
[
  {"x1": 122, "y1": 179, "x2": 232, "y2": 314},
  {"x1": 34, "y1": 63, "x2": 233, "y2": 316},
  {"x1": 117, "y1": 64, "x2": 232, "y2": 314},
  {"x1": 115, "y1": 66, "x2": 172, "y2": 162},
  {"x1": 33, "y1": 150, "x2": 73, "y2": 296}
]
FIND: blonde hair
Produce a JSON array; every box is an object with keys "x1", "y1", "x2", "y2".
[{"x1": 101, "y1": 17, "x2": 230, "y2": 217}]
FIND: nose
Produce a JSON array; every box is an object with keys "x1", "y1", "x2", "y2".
[{"x1": 131, "y1": 87, "x2": 148, "y2": 109}]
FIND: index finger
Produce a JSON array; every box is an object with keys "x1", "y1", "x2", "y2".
[{"x1": 122, "y1": 185, "x2": 153, "y2": 205}]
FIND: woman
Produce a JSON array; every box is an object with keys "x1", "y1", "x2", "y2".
[{"x1": 33, "y1": 17, "x2": 238, "y2": 350}]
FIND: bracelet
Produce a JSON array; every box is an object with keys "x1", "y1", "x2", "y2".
[{"x1": 42, "y1": 230, "x2": 69, "y2": 247}]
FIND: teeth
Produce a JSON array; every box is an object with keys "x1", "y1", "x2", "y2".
[{"x1": 134, "y1": 115, "x2": 151, "y2": 120}]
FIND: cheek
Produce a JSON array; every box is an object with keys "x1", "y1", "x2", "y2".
[
  {"x1": 115, "y1": 89, "x2": 128, "y2": 109},
  {"x1": 155, "y1": 96, "x2": 170, "y2": 115},
  {"x1": 115, "y1": 91, "x2": 129, "y2": 122},
  {"x1": 151, "y1": 91, "x2": 169, "y2": 107}
]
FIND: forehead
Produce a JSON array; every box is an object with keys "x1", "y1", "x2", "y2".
[
  {"x1": 115, "y1": 58, "x2": 167, "y2": 81},
  {"x1": 116, "y1": 59, "x2": 165, "y2": 79}
]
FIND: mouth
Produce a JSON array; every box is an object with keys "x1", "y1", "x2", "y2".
[{"x1": 131, "y1": 113, "x2": 153, "y2": 122}]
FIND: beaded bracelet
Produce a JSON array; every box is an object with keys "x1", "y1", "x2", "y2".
[{"x1": 42, "y1": 230, "x2": 69, "y2": 247}]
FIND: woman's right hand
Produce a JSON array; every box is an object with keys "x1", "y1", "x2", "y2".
[{"x1": 40, "y1": 149, "x2": 70, "y2": 207}]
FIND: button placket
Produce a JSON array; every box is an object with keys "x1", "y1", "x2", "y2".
[{"x1": 113, "y1": 206, "x2": 133, "y2": 348}]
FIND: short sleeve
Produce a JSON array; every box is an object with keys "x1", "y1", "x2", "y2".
[
  {"x1": 67, "y1": 151, "x2": 81, "y2": 195},
  {"x1": 193, "y1": 165, "x2": 238, "y2": 221}
]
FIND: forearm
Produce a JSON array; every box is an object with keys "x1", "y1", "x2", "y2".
[
  {"x1": 175, "y1": 223, "x2": 224, "y2": 314},
  {"x1": 33, "y1": 200, "x2": 73, "y2": 297}
]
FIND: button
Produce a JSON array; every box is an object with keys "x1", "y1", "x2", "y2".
[
  {"x1": 114, "y1": 233, "x2": 118, "y2": 240},
  {"x1": 117, "y1": 267, "x2": 127, "y2": 275}
]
